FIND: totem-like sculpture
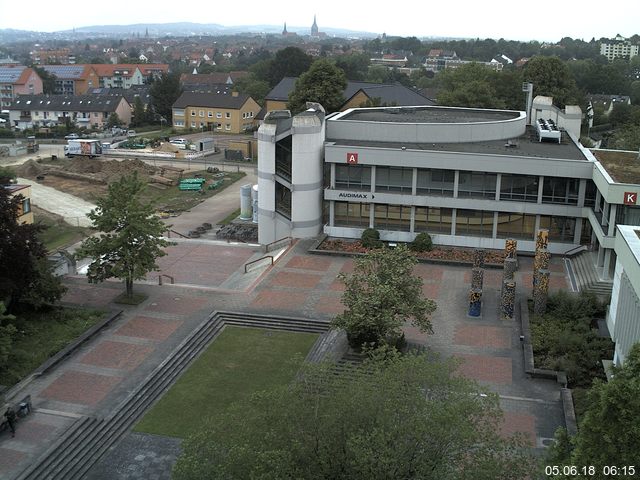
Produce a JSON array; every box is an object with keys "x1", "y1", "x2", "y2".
[
  {"x1": 500, "y1": 239, "x2": 518, "y2": 319},
  {"x1": 468, "y1": 288, "x2": 482, "y2": 317},
  {"x1": 534, "y1": 269, "x2": 550, "y2": 315},
  {"x1": 532, "y1": 229, "x2": 551, "y2": 315},
  {"x1": 468, "y1": 248, "x2": 486, "y2": 317},
  {"x1": 501, "y1": 280, "x2": 516, "y2": 319}
]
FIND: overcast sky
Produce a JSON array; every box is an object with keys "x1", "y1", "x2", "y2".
[{"x1": 0, "y1": 0, "x2": 638, "y2": 42}]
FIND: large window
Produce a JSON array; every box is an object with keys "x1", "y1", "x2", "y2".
[
  {"x1": 335, "y1": 165, "x2": 371, "y2": 191},
  {"x1": 416, "y1": 169, "x2": 454, "y2": 196},
  {"x1": 542, "y1": 177, "x2": 579, "y2": 205},
  {"x1": 275, "y1": 136, "x2": 292, "y2": 182},
  {"x1": 584, "y1": 180, "x2": 597, "y2": 208},
  {"x1": 375, "y1": 167, "x2": 413, "y2": 193},
  {"x1": 455, "y1": 209, "x2": 493, "y2": 237},
  {"x1": 414, "y1": 207, "x2": 453, "y2": 234},
  {"x1": 334, "y1": 202, "x2": 370, "y2": 227},
  {"x1": 539, "y1": 216, "x2": 576, "y2": 243},
  {"x1": 496, "y1": 212, "x2": 536, "y2": 239},
  {"x1": 457, "y1": 171, "x2": 497, "y2": 199},
  {"x1": 500, "y1": 174, "x2": 539, "y2": 203},
  {"x1": 374, "y1": 204, "x2": 411, "y2": 231},
  {"x1": 275, "y1": 182, "x2": 291, "y2": 219}
]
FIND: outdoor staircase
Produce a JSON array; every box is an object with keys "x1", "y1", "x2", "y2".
[
  {"x1": 16, "y1": 312, "x2": 329, "y2": 480},
  {"x1": 568, "y1": 251, "x2": 613, "y2": 297}
]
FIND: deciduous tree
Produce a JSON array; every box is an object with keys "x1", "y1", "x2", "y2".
[
  {"x1": 331, "y1": 245, "x2": 436, "y2": 347},
  {"x1": 150, "y1": 72, "x2": 183, "y2": 122},
  {"x1": 75, "y1": 173, "x2": 172, "y2": 298},
  {"x1": 287, "y1": 59, "x2": 347, "y2": 114},
  {"x1": 173, "y1": 350, "x2": 536, "y2": 480}
]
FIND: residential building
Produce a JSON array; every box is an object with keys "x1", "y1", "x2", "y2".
[
  {"x1": 260, "y1": 77, "x2": 434, "y2": 118},
  {"x1": 5, "y1": 184, "x2": 33, "y2": 225},
  {"x1": 0, "y1": 66, "x2": 43, "y2": 109},
  {"x1": 91, "y1": 64, "x2": 168, "y2": 89},
  {"x1": 600, "y1": 35, "x2": 639, "y2": 61},
  {"x1": 7, "y1": 94, "x2": 132, "y2": 130},
  {"x1": 588, "y1": 94, "x2": 632, "y2": 116},
  {"x1": 370, "y1": 54, "x2": 409, "y2": 68},
  {"x1": 257, "y1": 99, "x2": 640, "y2": 291},
  {"x1": 171, "y1": 91, "x2": 260, "y2": 133},
  {"x1": 39, "y1": 65, "x2": 99, "y2": 95},
  {"x1": 608, "y1": 225, "x2": 640, "y2": 366},
  {"x1": 30, "y1": 48, "x2": 75, "y2": 65}
]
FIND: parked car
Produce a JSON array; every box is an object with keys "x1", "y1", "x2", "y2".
[
  {"x1": 127, "y1": 130, "x2": 137, "y2": 137},
  {"x1": 64, "y1": 133, "x2": 80, "y2": 140},
  {"x1": 170, "y1": 138, "x2": 188, "y2": 145}
]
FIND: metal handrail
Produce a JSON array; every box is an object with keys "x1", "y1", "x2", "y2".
[
  {"x1": 244, "y1": 255, "x2": 274, "y2": 273},
  {"x1": 563, "y1": 244, "x2": 587, "y2": 257},
  {"x1": 167, "y1": 229, "x2": 189, "y2": 239},
  {"x1": 158, "y1": 274, "x2": 175, "y2": 285},
  {"x1": 264, "y1": 236, "x2": 293, "y2": 253}
]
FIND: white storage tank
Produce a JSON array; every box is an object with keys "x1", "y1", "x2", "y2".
[
  {"x1": 240, "y1": 184, "x2": 252, "y2": 220},
  {"x1": 251, "y1": 184, "x2": 258, "y2": 223}
]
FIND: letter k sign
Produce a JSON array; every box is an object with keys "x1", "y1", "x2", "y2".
[{"x1": 624, "y1": 192, "x2": 637, "y2": 205}]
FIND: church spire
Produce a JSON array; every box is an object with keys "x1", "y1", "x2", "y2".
[{"x1": 311, "y1": 15, "x2": 318, "y2": 36}]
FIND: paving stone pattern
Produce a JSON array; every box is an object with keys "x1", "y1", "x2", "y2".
[{"x1": 1, "y1": 240, "x2": 572, "y2": 479}]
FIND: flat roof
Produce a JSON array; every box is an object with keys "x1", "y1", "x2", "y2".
[
  {"x1": 591, "y1": 150, "x2": 640, "y2": 184},
  {"x1": 337, "y1": 106, "x2": 520, "y2": 124},
  {"x1": 329, "y1": 127, "x2": 588, "y2": 161}
]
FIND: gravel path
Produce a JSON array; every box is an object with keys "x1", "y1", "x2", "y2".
[{"x1": 18, "y1": 177, "x2": 96, "y2": 227}]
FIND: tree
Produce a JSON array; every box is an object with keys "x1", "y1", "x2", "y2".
[
  {"x1": 173, "y1": 350, "x2": 536, "y2": 480},
  {"x1": 75, "y1": 173, "x2": 172, "y2": 298},
  {"x1": 548, "y1": 342, "x2": 640, "y2": 476},
  {"x1": 0, "y1": 302, "x2": 16, "y2": 371},
  {"x1": 0, "y1": 187, "x2": 65, "y2": 310},
  {"x1": 32, "y1": 66, "x2": 57, "y2": 94},
  {"x1": 523, "y1": 56, "x2": 582, "y2": 107},
  {"x1": 149, "y1": 72, "x2": 183, "y2": 122},
  {"x1": 609, "y1": 123, "x2": 640, "y2": 151},
  {"x1": 288, "y1": 59, "x2": 347, "y2": 114},
  {"x1": 106, "y1": 113, "x2": 122, "y2": 129},
  {"x1": 334, "y1": 53, "x2": 370, "y2": 81},
  {"x1": 331, "y1": 245, "x2": 437, "y2": 347},
  {"x1": 267, "y1": 46, "x2": 312, "y2": 86},
  {"x1": 131, "y1": 96, "x2": 146, "y2": 127}
]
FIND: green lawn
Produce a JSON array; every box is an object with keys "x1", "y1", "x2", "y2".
[
  {"x1": 34, "y1": 206, "x2": 91, "y2": 252},
  {"x1": 134, "y1": 326, "x2": 318, "y2": 439},
  {"x1": 0, "y1": 307, "x2": 104, "y2": 387}
]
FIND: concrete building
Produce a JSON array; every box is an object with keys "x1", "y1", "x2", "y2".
[
  {"x1": 257, "y1": 101, "x2": 640, "y2": 285},
  {"x1": 600, "y1": 35, "x2": 639, "y2": 61},
  {"x1": 608, "y1": 225, "x2": 640, "y2": 365},
  {"x1": 39, "y1": 65, "x2": 99, "y2": 95},
  {"x1": 0, "y1": 66, "x2": 43, "y2": 109},
  {"x1": 7, "y1": 94, "x2": 132, "y2": 130},
  {"x1": 5, "y1": 184, "x2": 33, "y2": 225},
  {"x1": 172, "y1": 91, "x2": 260, "y2": 133}
]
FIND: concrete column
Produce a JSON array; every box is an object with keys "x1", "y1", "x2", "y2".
[
  {"x1": 330, "y1": 163, "x2": 335, "y2": 189},
  {"x1": 597, "y1": 244, "x2": 605, "y2": 267},
  {"x1": 453, "y1": 170, "x2": 460, "y2": 198},
  {"x1": 574, "y1": 217, "x2": 583, "y2": 244},
  {"x1": 537, "y1": 175, "x2": 544, "y2": 204},
  {"x1": 329, "y1": 200, "x2": 335, "y2": 227},
  {"x1": 450, "y1": 209, "x2": 457, "y2": 235},
  {"x1": 602, "y1": 201, "x2": 610, "y2": 228},
  {"x1": 595, "y1": 190, "x2": 601, "y2": 212},
  {"x1": 608, "y1": 204, "x2": 618, "y2": 237},
  {"x1": 492, "y1": 211, "x2": 498, "y2": 238},
  {"x1": 578, "y1": 179, "x2": 586, "y2": 207},
  {"x1": 603, "y1": 249, "x2": 612, "y2": 279},
  {"x1": 370, "y1": 165, "x2": 376, "y2": 194},
  {"x1": 369, "y1": 202, "x2": 375, "y2": 228},
  {"x1": 412, "y1": 167, "x2": 417, "y2": 196},
  {"x1": 495, "y1": 174, "x2": 501, "y2": 201},
  {"x1": 410, "y1": 206, "x2": 416, "y2": 233}
]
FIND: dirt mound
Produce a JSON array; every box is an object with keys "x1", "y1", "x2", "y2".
[
  {"x1": 99, "y1": 158, "x2": 157, "y2": 181},
  {"x1": 15, "y1": 159, "x2": 45, "y2": 177}
]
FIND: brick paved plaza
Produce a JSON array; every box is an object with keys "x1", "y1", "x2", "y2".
[{"x1": 0, "y1": 238, "x2": 571, "y2": 479}]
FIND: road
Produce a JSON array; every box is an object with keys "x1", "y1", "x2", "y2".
[{"x1": 17, "y1": 177, "x2": 96, "y2": 227}]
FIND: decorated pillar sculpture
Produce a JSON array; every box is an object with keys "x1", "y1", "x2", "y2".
[
  {"x1": 501, "y1": 280, "x2": 516, "y2": 319},
  {"x1": 533, "y1": 249, "x2": 551, "y2": 291},
  {"x1": 473, "y1": 249, "x2": 486, "y2": 269},
  {"x1": 471, "y1": 267, "x2": 484, "y2": 290},
  {"x1": 535, "y1": 229, "x2": 549, "y2": 252},
  {"x1": 505, "y1": 238, "x2": 518, "y2": 259},
  {"x1": 468, "y1": 288, "x2": 482, "y2": 317}
]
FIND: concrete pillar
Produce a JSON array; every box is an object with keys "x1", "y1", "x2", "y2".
[
  {"x1": 495, "y1": 174, "x2": 502, "y2": 201},
  {"x1": 597, "y1": 244, "x2": 605, "y2": 268},
  {"x1": 578, "y1": 179, "x2": 586, "y2": 207},
  {"x1": 329, "y1": 200, "x2": 335, "y2": 227},
  {"x1": 574, "y1": 217, "x2": 583, "y2": 244},
  {"x1": 453, "y1": 170, "x2": 460, "y2": 197},
  {"x1": 450, "y1": 209, "x2": 457, "y2": 235},
  {"x1": 537, "y1": 175, "x2": 544, "y2": 204},
  {"x1": 492, "y1": 212, "x2": 498, "y2": 239},
  {"x1": 608, "y1": 204, "x2": 617, "y2": 237},
  {"x1": 603, "y1": 249, "x2": 612, "y2": 279},
  {"x1": 410, "y1": 206, "x2": 416, "y2": 233},
  {"x1": 412, "y1": 167, "x2": 418, "y2": 196},
  {"x1": 330, "y1": 162, "x2": 336, "y2": 189}
]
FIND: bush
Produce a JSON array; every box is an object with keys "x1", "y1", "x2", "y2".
[
  {"x1": 361, "y1": 228, "x2": 383, "y2": 249},
  {"x1": 410, "y1": 232, "x2": 433, "y2": 252},
  {"x1": 0, "y1": 129, "x2": 15, "y2": 138}
]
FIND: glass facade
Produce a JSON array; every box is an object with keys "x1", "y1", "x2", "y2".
[
  {"x1": 335, "y1": 165, "x2": 371, "y2": 191},
  {"x1": 275, "y1": 182, "x2": 291, "y2": 219},
  {"x1": 457, "y1": 171, "x2": 497, "y2": 199},
  {"x1": 539, "y1": 216, "x2": 576, "y2": 243},
  {"x1": 375, "y1": 166, "x2": 413, "y2": 193},
  {"x1": 455, "y1": 209, "x2": 494, "y2": 236},
  {"x1": 275, "y1": 136, "x2": 292, "y2": 182},
  {"x1": 500, "y1": 174, "x2": 539, "y2": 202},
  {"x1": 496, "y1": 212, "x2": 536, "y2": 239},
  {"x1": 542, "y1": 177, "x2": 579, "y2": 205},
  {"x1": 374, "y1": 204, "x2": 411, "y2": 231},
  {"x1": 414, "y1": 207, "x2": 453, "y2": 234},
  {"x1": 584, "y1": 180, "x2": 597, "y2": 208},
  {"x1": 334, "y1": 202, "x2": 370, "y2": 227},
  {"x1": 416, "y1": 169, "x2": 454, "y2": 196}
]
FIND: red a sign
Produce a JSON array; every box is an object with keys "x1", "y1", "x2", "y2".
[
  {"x1": 624, "y1": 192, "x2": 638, "y2": 205},
  {"x1": 346, "y1": 152, "x2": 358, "y2": 164}
]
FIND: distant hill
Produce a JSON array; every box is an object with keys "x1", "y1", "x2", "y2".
[{"x1": 0, "y1": 22, "x2": 380, "y2": 42}]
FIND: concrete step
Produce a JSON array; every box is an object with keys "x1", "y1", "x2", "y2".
[{"x1": 569, "y1": 252, "x2": 612, "y2": 297}]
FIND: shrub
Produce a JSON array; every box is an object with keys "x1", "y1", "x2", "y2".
[
  {"x1": 361, "y1": 228, "x2": 383, "y2": 249},
  {"x1": 410, "y1": 232, "x2": 433, "y2": 252}
]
